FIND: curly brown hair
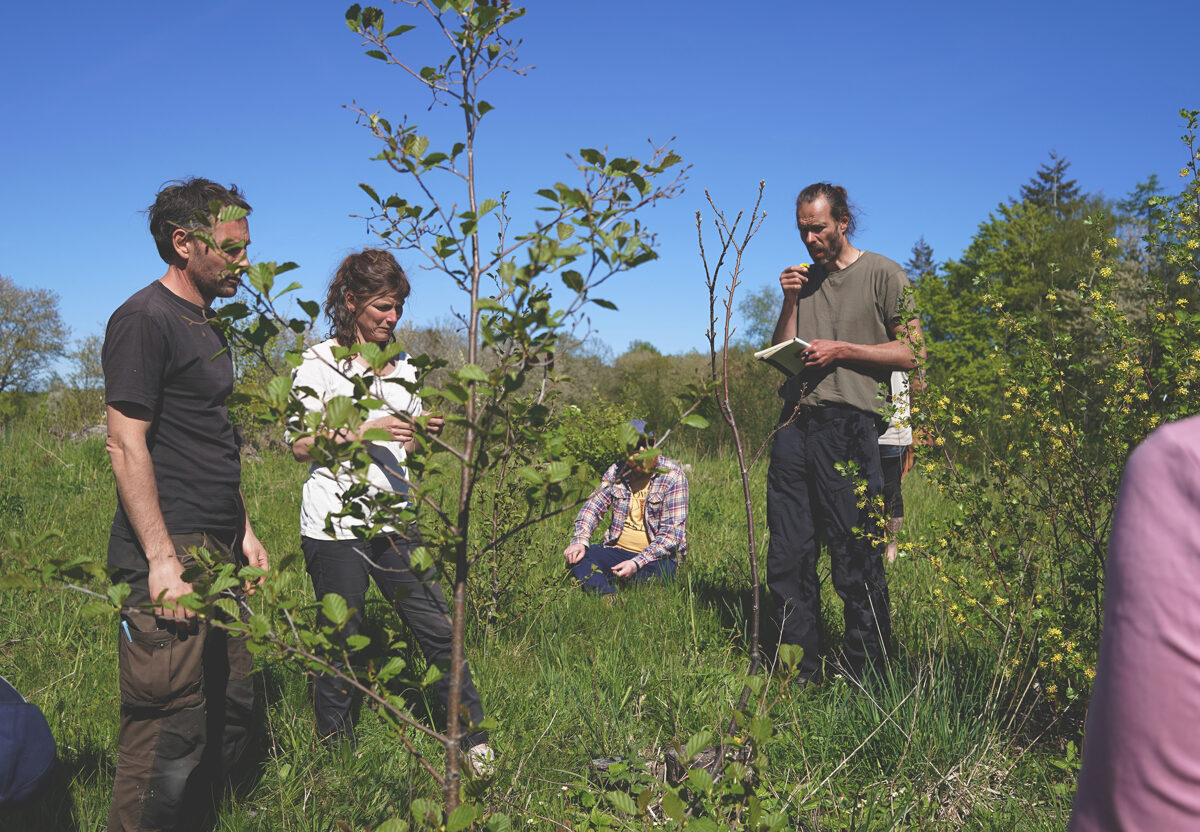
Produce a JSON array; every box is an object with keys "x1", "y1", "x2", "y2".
[{"x1": 324, "y1": 249, "x2": 411, "y2": 346}]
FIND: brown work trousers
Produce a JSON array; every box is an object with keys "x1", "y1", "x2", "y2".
[{"x1": 107, "y1": 532, "x2": 255, "y2": 832}]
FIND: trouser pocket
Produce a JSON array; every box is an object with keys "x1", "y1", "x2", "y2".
[{"x1": 117, "y1": 615, "x2": 205, "y2": 711}]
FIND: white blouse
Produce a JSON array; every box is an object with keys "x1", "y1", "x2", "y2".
[{"x1": 292, "y1": 338, "x2": 422, "y2": 540}]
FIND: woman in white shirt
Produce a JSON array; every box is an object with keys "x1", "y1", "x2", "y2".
[{"x1": 290, "y1": 249, "x2": 492, "y2": 772}]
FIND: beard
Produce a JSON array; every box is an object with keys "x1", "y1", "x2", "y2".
[{"x1": 808, "y1": 233, "x2": 844, "y2": 267}]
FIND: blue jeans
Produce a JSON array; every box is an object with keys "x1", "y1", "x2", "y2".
[{"x1": 571, "y1": 545, "x2": 677, "y2": 594}]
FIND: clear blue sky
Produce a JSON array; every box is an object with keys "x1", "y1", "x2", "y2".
[{"x1": 1, "y1": 0, "x2": 1195, "y2": 359}]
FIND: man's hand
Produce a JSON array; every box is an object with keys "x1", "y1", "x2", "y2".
[
  {"x1": 801, "y1": 338, "x2": 847, "y2": 369},
  {"x1": 563, "y1": 543, "x2": 586, "y2": 565},
  {"x1": 241, "y1": 528, "x2": 270, "y2": 595},
  {"x1": 779, "y1": 264, "x2": 811, "y2": 299},
  {"x1": 611, "y1": 559, "x2": 639, "y2": 579},
  {"x1": 148, "y1": 555, "x2": 195, "y2": 621}
]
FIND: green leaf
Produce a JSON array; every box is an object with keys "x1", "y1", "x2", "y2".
[
  {"x1": 410, "y1": 798, "x2": 438, "y2": 823},
  {"x1": 217, "y1": 204, "x2": 249, "y2": 223},
  {"x1": 213, "y1": 598, "x2": 240, "y2": 620},
  {"x1": 321, "y1": 593, "x2": 349, "y2": 627},
  {"x1": 687, "y1": 767, "x2": 714, "y2": 793},
  {"x1": 107, "y1": 582, "x2": 131, "y2": 608},
  {"x1": 681, "y1": 413, "x2": 710, "y2": 430},
  {"x1": 477, "y1": 100, "x2": 494, "y2": 117},
  {"x1": 458, "y1": 364, "x2": 489, "y2": 382},
  {"x1": 345, "y1": 4, "x2": 363, "y2": 31},
  {"x1": 484, "y1": 813, "x2": 512, "y2": 832},
  {"x1": 777, "y1": 643, "x2": 804, "y2": 673},
  {"x1": 80, "y1": 600, "x2": 112, "y2": 620},
  {"x1": 684, "y1": 730, "x2": 713, "y2": 760},
  {"x1": 446, "y1": 805, "x2": 476, "y2": 832},
  {"x1": 580, "y1": 148, "x2": 606, "y2": 167},
  {"x1": 592, "y1": 298, "x2": 618, "y2": 311},
  {"x1": 662, "y1": 789, "x2": 685, "y2": 822},
  {"x1": 346, "y1": 634, "x2": 371, "y2": 652},
  {"x1": 0, "y1": 574, "x2": 37, "y2": 590},
  {"x1": 689, "y1": 820, "x2": 719, "y2": 832},
  {"x1": 359, "y1": 183, "x2": 381, "y2": 204},
  {"x1": 365, "y1": 49, "x2": 388, "y2": 61},
  {"x1": 378, "y1": 656, "x2": 406, "y2": 682},
  {"x1": 373, "y1": 817, "x2": 408, "y2": 832},
  {"x1": 605, "y1": 791, "x2": 637, "y2": 815},
  {"x1": 479, "y1": 198, "x2": 499, "y2": 215},
  {"x1": 545, "y1": 461, "x2": 570, "y2": 483},
  {"x1": 516, "y1": 466, "x2": 543, "y2": 485}
]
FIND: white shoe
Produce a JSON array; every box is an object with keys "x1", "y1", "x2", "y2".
[{"x1": 466, "y1": 742, "x2": 496, "y2": 777}]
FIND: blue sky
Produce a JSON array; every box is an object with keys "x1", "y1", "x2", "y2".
[{"x1": 1, "y1": 0, "x2": 1196, "y2": 360}]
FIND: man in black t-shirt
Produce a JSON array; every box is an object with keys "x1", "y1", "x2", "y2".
[{"x1": 102, "y1": 178, "x2": 269, "y2": 832}]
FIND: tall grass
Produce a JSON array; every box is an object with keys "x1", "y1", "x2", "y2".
[{"x1": 0, "y1": 424, "x2": 1076, "y2": 830}]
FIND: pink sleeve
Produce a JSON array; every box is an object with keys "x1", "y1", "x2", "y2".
[{"x1": 1070, "y1": 416, "x2": 1200, "y2": 830}]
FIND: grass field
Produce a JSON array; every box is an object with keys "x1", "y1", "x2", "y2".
[{"x1": 0, "y1": 424, "x2": 1077, "y2": 830}]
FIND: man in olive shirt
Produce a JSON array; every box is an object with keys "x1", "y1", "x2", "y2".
[
  {"x1": 766, "y1": 183, "x2": 924, "y2": 684},
  {"x1": 103, "y1": 178, "x2": 269, "y2": 830}
]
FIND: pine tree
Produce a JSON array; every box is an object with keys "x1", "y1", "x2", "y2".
[
  {"x1": 904, "y1": 236, "x2": 937, "y2": 282},
  {"x1": 1020, "y1": 151, "x2": 1080, "y2": 216}
]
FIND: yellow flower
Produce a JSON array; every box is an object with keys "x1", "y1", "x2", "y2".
[
  {"x1": 1182, "y1": 168, "x2": 1192, "y2": 178},
  {"x1": 1107, "y1": 237, "x2": 1120, "y2": 247},
  {"x1": 1048, "y1": 627, "x2": 1062, "y2": 638},
  {"x1": 1099, "y1": 266, "x2": 1113, "y2": 278},
  {"x1": 1090, "y1": 249, "x2": 1102, "y2": 261},
  {"x1": 1047, "y1": 684, "x2": 1058, "y2": 695},
  {"x1": 1085, "y1": 667, "x2": 1096, "y2": 680},
  {"x1": 1052, "y1": 653, "x2": 1063, "y2": 663}
]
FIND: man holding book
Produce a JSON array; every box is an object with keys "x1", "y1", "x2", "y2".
[{"x1": 765, "y1": 183, "x2": 924, "y2": 684}]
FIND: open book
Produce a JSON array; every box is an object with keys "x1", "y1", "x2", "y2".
[{"x1": 754, "y1": 337, "x2": 811, "y2": 376}]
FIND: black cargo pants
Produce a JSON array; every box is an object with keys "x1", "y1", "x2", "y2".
[{"x1": 765, "y1": 404, "x2": 892, "y2": 680}]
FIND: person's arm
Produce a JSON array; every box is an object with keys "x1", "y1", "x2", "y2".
[
  {"x1": 564, "y1": 467, "x2": 616, "y2": 564},
  {"x1": 105, "y1": 402, "x2": 195, "y2": 620},
  {"x1": 801, "y1": 316, "x2": 926, "y2": 373},
  {"x1": 291, "y1": 416, "x2": 418, "y2": 462},
  {"x1": 238, "y1": 492, "x2": 269, "y2": 594},
  {"x1": 771, "y1": 265, "x2": 810, "y2": 346},
  {"x1": 290, "y1": 354, "x2": 434, "y2": 462}
]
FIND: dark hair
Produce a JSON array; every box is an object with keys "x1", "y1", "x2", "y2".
[
  {"x1": 795, "y1": 183, "x2": 856, "y2": 238},
  {"x1": 148, "y1": 178, "x2": 251, "y2": 265},
  {"x1": 325, "y1": 249, "x2": 411, "y2": 346}
]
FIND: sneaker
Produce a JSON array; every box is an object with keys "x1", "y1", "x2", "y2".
[{"x1": 466, "y1": 742, "x2": 496, "y2": 777}]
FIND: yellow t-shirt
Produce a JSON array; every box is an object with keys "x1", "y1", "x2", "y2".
[{"x1": 614, "y1": 471, "x2": 653, "y2": 553}]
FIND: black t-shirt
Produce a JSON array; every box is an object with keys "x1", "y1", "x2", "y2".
[{"x1": 102, "y1": 282, "x2": 243, "y2": 561}]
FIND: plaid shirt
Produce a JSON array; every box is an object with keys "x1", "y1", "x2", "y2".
[{"x1": 570, "y1": 456, "x2": 689, "y2": 567}]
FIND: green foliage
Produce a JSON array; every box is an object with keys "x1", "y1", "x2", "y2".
[
  {"x1": 0, "y1": 274, "x2": 71, "y2": 394},
  {"x1": 911, "y1": 108, "x2": 1200, "y2": 710},
  {"x1": 553, "y1": 401, "x2": 633, "y2": 475}
]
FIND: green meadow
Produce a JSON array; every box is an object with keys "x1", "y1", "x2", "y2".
[{"x1": 0, "y1": 423, "x2": 1077, "y2": 830}]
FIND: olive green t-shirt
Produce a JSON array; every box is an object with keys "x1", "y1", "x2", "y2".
[{"x1": 778, "y1": 251, "x2": 912, "y2": 415}]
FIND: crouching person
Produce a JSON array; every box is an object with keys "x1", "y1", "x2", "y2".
[{"x1": 562, "y1": 420, "x2": 688, "y2": 594}]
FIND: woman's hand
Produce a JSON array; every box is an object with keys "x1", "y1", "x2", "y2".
[{"x1": 361, "y1": 415, "x2": 415, "y2": 444}]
